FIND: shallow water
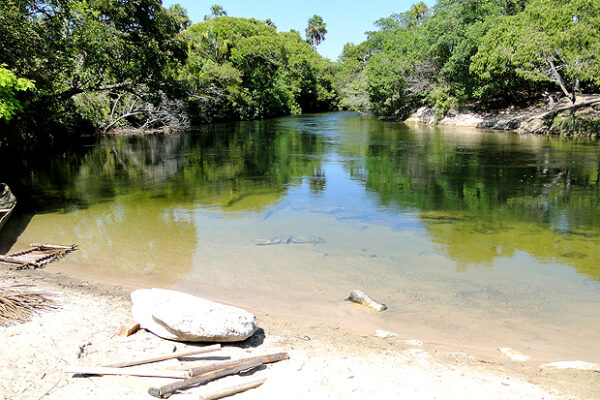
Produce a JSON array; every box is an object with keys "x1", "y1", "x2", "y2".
[{"x1": 3, "y1": 112, "x2": 600, "y2": 360}]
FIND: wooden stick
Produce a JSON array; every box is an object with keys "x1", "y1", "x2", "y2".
[
  {"x1": 148, "y1": 359, "x2": 263, "y2": 398},
  {"x1": 190, "y1": 352, "x2": 289, "y2": 377},
  {"x1": 105, "y1": 344, "x2": 221, "y2": 368},
  {"x1": 198, "y1": 377, "x2": 266, "y2": 400},
  {"x1": 30, "y1": 243, "x2": 77, "y2": 250},
  {"x1": 64, "y1": 366, "x2": 191, "y2": 379}
]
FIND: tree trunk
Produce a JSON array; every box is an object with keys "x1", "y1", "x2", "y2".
[{"x1": 547, "y1": 57, "x2": 575, "y2": 104}]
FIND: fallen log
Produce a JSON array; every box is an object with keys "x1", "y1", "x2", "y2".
[
  {"x1": 64, "y1": 366, "x2": 190, "y2": 379},
  {"x1": 198, "y1": 377, "x2": 266, "y2": 400},
  {"x1": 189, "y1": 352, "x2": 289, "y2": 377},
  {"x1": 148, "y1": 358, "x2": 262, "y2": 398},
  {"x1": 105, "y1": 344, "x2": 221, "y2": 368}
]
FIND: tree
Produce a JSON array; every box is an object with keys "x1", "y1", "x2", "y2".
[
  {"x1": 168, "y1": 3, "x2": 192, "y2": 30},
  {"x1": 205, "y1": 4, "x2": 227, "y2": 20},
  {"x1": 0, "y1": 0, "x2": 187, "y2": 140},
  {"x1": 183, "y1": 17, "x2": 336, "y2": 122},
  {"x1": 0, "y1": 66, "x2": 35, "y2": 122},
  {"x1": 472, "y1": 0, "x2": 600, "y2": 105},
  {"x1": 410, "y1": 1, "x2": 430, "y2": 21},
  {"x1": 305, "y1": 15, "x2": 327, "y2": 48}
]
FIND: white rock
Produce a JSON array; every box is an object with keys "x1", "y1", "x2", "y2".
[
  {"x1": 375, "y1": 330, "x2": 398, "y2": 338},
  {"x1": 131, "y1": 288, "x2": 258, "y2": 342},
  {"x1": 497, "y1": 347, "x2": 530, "y2": 362},
  {"x1": 540, "y1": 361, "x2": 600, "y2": 371}
]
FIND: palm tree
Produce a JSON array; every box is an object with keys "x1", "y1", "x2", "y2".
[
  {"x1": 204, "y1": 4, "x2": 227, "y2": 20},
  {"x1": 410, "y1": 2, "x2": 430, "y2": 21},
  {"x1": 305, "y1": 15, "x2": 327, "y2": 48}
]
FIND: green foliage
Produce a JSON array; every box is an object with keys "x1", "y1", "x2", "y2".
[
  {"x1": 168, "y1": 3, "x2": 192, "y2": 30},
  {"x1": 0, "y1": 66, "x2": 35, "y2": 122},
  {"x1": 334, "y1": 43, "x2": 370, "y2": 112},
  {"x1": 0, "y1": 0, "x2": 187, "y2": 143},
  {"x1": 183, "y1": 17, "x2": 337, "y2": 122},
  {"x1": 0, "y1": 2, "x2": 339, "y2": 145},
  {"x1": 472, "y1": 0, "x2": 600, "y2": 103},
  {"x1": 336, "y1": 0, "x2": 600, "y2": 119}
]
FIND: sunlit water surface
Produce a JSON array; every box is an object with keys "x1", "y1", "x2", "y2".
[{"x1": 3, "y1": 112, "x2": 600, "y2": 360}]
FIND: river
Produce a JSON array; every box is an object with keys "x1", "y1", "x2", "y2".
[{"x1": 2, "y1": 112, "x2": 600, "y2": 360}]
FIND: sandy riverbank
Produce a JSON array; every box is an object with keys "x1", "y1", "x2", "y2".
[{"x1": 1, "y1": 268, "x2": 599, "y2": 400}]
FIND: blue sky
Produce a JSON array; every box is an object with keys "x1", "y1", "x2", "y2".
[{"x1": 163, "y1": 1, "x2": 436, "y2": 60}]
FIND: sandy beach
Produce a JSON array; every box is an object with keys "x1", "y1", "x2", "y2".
[{"x1": 1, "y1": 267, "x2": 599, "y2": 400}]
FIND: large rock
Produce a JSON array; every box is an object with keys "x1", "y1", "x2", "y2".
[{"x1": 131, "y1": 288, "x2": 258, "y2": 342}]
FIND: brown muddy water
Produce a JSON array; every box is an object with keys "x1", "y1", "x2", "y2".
[{"x1": 2, "y1": 112, "x2": 600, "y2": 361}]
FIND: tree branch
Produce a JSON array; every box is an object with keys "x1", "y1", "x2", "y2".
[{"x1": 546, "y1": 57, "x2": 575, "y2": 104}]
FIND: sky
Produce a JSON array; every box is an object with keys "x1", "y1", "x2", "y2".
[{"x1": 163, "y1": 0, "x2": 436, "y2": 60}]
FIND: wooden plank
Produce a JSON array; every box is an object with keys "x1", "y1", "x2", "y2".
[
  {"x1": 148, "y1": 359, "x2": 263, "y2": 398},
  {"x1": 190, "y1": 352, "x2": 289, "y2": 377},
  {"x1": 104, "y1": 345, "x2": 221, "y2": 368},
  {"x1": 118, "y1": 320, "x2": 140, "y2": 337},
  {"x1": 30, "y1": 243, "x2": 77, "y2": 250},
  {"x1": 0, "y1": 256, "x2": 25, "y2": 265},
  {"x1": 199, "y1": 377, "x2": 266, "y2": 400},
  {"x1": 64, "y1": 366, "x2": 191, "y2": 379}
]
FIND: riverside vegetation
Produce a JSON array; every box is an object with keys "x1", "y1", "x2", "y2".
[{"x1": 1, "y1": 0, "x2": 600, "y2": 150}]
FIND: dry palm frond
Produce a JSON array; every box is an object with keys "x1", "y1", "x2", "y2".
[{"x1": 0, "y1": 286, "x2": 57, "y2": 326}]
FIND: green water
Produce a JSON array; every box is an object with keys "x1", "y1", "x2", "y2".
[{"x1": 3, "y1": 112, "x2": 600, "y2": 359}]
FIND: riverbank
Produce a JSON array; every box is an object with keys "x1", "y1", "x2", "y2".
[
  {"x1": 2, "y1": 268, "x2": 599, "y2": 400},
  {"x1": 406, "y1": 95, "x2": 600, "y2": 137}
]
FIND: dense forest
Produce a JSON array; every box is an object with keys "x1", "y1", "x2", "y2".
[
  {"x1": 0, "y1": 1, "x2": 336, "y2": 147},
  {"x1": 336, "y1": 0, "x2": 600, "y2": 120},
  {"x1": 1, "y1": 0, "x2": 599, "y2": 148}
]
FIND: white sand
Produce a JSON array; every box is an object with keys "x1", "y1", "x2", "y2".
[{"x1": 1, "y1": 269, "x2": 598, "y2": 400}]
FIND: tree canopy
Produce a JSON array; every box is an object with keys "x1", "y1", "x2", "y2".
[
  {"x1": 335, "y1": 0, "x2": 600, "y2": 119},
  {"x1": 0, "y1": 1, "x2": 337, "y2": 148},
  {"x1": 182, "y1": 16, "x2": 337, "y2": 122}
]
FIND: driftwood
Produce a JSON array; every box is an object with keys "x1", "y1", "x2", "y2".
[
  {"x1": 64, "y1": 366, "x2": 190, "y2": 379},
  {"x1": 348, "y1": 289, "x2": 387, "y2": 311},
  {"x1": 189, "y1": 352, "x2": 289, "y2": 377},
  {"x1": 198, "y1": 377, "x2": 266, "y2": 400},
  {"x1": 30, "y1": 243, "x2": 77, "y2": 250},
  {"x1": 0, "y1": 244, "x2": 77, "y2": 270},
  {"x1": 105, "y1": 344, "x2": 221, "y2": 368},
  {"x1": 535, "y1": 98, "x2": 600, "y2": 121},
  {"x1": 117, "y1": 320, "x2": 140, "y2": 337},
  {"x1": 148, "y1": 359, "x2": 263, "y2": 398}
]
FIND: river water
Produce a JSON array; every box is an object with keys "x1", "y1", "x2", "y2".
[{"x1": 3, "y1": 112, "x2": 600, "y2": 360}]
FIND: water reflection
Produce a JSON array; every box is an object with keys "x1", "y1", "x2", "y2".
[
  {"x1": 337, "y1": 118, "x2": 600, "y2": 279},
  {"x1": 2, "y1": 113, "x2": 600, "y2": 281}
]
